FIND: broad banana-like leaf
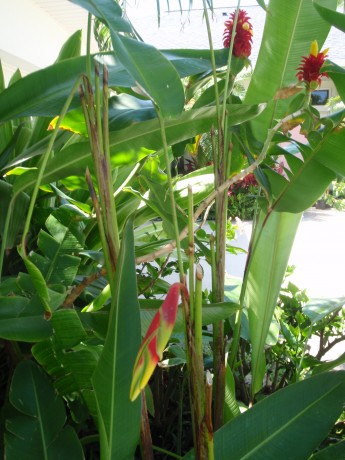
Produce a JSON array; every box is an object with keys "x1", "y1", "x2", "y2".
[
  {"x1": 264, "y1": 121, "x2": 345, "y2": 213},
  {"x1": 92, "y1": 218, "x2": 141, "y2": 459},
  {"x1": 322, "y1": 61, "x2": 345, "y2": 102},
  {"x1": 70, "y1": 0, "x2": 185, "y2": 118},
  {"x1": 5, "y1": 360, "x2": 83, "y2": 460},
  {"x1": 184, "y1": 371, "x2": 345, "y2": 459},
  {"x1": 10, "y1": 103, "x2": 265, "y2": 196},
  {"x1": 313, "y1": 0, "x2": 345, "y2": 32},
  {"x1": 0, "y1": 296, "x2": 53, "y2": 341},
  {"x1": 130, "y1": 283, "x2": 184, "y2": 401},
  {"x1": 310, "y1": 440, "x2": 345, "y2": 460},
  {"x1": 303, "y1": 297, "x2": 345, "y2": 324},
  {"x1": 0, "y1": 46, "x2": 229, "y2": 123},
  {"x1": 245, "y1": 0, "x2": 337, "y2": 140},
  {"x1": 245, "y1": 210, "x2": 302, "y2": 396},
  {"x1": 312, "y1": 352, "x2": 345, "y2": 375}
]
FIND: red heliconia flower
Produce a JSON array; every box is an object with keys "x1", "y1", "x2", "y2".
[
  {"x1": 296, "y1": 41, "x2": 329, "y2": 89},
  {"x1": 223, "y1": 9, "x2": 253, "y2": 58}
]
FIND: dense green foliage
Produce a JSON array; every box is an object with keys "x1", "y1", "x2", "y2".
[{"x1": 0, "y1": 0, "x2": 345, "y2": 458}]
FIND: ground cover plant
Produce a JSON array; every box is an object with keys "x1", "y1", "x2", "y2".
[{"x1": 0, "y1": 0, "x2": 345, "y2": 458}]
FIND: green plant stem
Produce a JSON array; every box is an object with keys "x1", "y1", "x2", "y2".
[
  {"x1": 205, "y1": 370, "x2": 215, "y2": 460},
  {"x1": 195, "y1": 264, "x2": 203, "y2": 363},
  {"x1": 81, "y1": 69, "x2": 120, "y2": 276},
  {"x1": 156, "y1": 109, "x2": 185, "y2": 280},
  {"x1": 86, "y1": 13, "x2": 92, "y2": 83},
  {"x1": 188, "y1": 186, "x2": 195, "y2": 323},
  {"x1": 202, "y1": 0, "x2": 221, "y2": 130},
  {"x1": 140, "y1": 390, "x2": 154, "y2": 460},
  {"x1": 80, "y1": 434, "x2": 100, "y2": 446},
  {"x1": 20, "y1": 76, "x2": 82, "y2": 256},
  {"x1": 296, "y1": 324, "x2": 313, "y2": 380},
  {"x1": 95, "y1": 65, "x2": 104, "y2": 156},
  {"x1": 152, "y1": 445, "x2": 182, "y2": 459},
  {"x1": 101, "y1": 66, "x2": 120, "y2": 257},
  {"x1": 221, "y1": 1, "x2": 241, "y2": 127},
  {"x1": 0, "y1": 199, "x2": 14, "y2": 280}
]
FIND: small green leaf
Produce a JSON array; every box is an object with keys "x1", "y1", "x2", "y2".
[{"x1": 22, "y1": 255, "x2": 51, "y2": 314}]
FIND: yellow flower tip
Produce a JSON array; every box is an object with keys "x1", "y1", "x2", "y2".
[
  {"x1": 310, "y1": 40, "x2": 319, "y2": 57},
  {"x1": 322, "y1": 47, "x2": 329, "y2": 56},
  {"x1": 242, "y1": 22, "x2": 250, "y2": 30}
]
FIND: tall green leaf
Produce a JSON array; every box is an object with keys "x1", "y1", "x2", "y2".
[
  {"x1": 265, "y1": 122, "x2": 345, "y2": 213},
  {"x1": 92, "y1": 218, "x2": 141, "y2": 459},
  {"x1": 0, "y1": 48, "x2": 228, "y2": 123},
  {"x1": 245, "y1": 210, "x2": 302, "y2": 396},
  {"x1": 313, "y1": 0, "x2": 345, "y2": 32},
  {"x1": 5, "y1": 360, "x2": 83, "y2": 460},
  {"x1": 10, "y1": 103, "x2": 265, "y2": 195},
  {"x1": 55, "y1": 29, "x2": 82, "y2": 62},
  {"x1": 310, "y1": 440, "x2": 345, "y2": 460},
  {"x1": 184, "y1": 371, "x2": 345, "y2": 459},
  {"x1": 245, "y1": 0, "x2": 337, "y2": 140},
  {"x1": 70, "y1": 0, "x2": 185, "y2": 118}
]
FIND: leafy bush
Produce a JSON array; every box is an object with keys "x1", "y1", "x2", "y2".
[{"x1": 1, "y1": 1, "x2": 345, "y2": 459}]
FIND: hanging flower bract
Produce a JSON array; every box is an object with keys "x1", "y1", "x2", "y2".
[
  {"x1": 223, "y1": 9, "x2": 253, "y2": 58},
  {"x1": 296, "y1": 40, "x2": 329, "y2": 89}
]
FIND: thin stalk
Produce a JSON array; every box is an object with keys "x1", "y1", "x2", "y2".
[
  {"x1": 0, "y1": 199, "x2": 14, "y2": 280},
  {"x1": 156, "y1": 110, "x2": 185, "y2": 280},
  {"x1": 201, "y1": 1, "x2": 221, "y2": 126},
  {"x1": 188, "y1": 186, "x2": 195, "y2": 323},
  {"x1": 221, "y1": 1, "x2": 241, "y2": 126},
  {"x1": 152, "y1": 445, "x2": 182, "y2": 459},
  {"x1": 203, "y1": 0, "x2": 232, "y2": 430},
  {"x1": 80, "y1": 434, "x2": 100, "y2": 446},
  {"x1": 296, "y1": 324, "x2": 313, "y2": 380},
  {"x1": 205, "y1": 370, "x2": 215, "y2": 460},
  {"x1": 86, "y1": 13, "x2": 92, "y2": 83},
  {"x1": 102, "y1": 66, "x2": 120, "y2": 255},
  {"x1": 94, "y1": 65, "x2": 104, "y2": 156},
  {"x1": 194, "y1": 264, "x2": 203, "y2": 363},
  {"x1": 20, "y1": 76, "x2": 82, "y2": 256},
  {"x1": 140, "y1": 391, "x2": 154, "y2": 460},
  {"x1": 85, "y1": 169, "x2": 111, "y2": 280},
  {"x1": 81, "y1": 70, "x2": 120, "y2": 276}
]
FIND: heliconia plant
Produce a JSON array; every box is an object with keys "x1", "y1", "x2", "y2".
[
  {"x1": 130, "y1": 282, "x2": 188, "y2": 401},
  {"x1": 0, "y1": 0, "x2": 345, "y2": 459}
]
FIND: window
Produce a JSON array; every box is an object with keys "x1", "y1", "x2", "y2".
[{"x1": 311, "y1": 89, "x2": 329, "y2": 106}]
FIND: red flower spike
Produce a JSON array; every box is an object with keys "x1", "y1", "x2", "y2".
[
  {"x1": 223, "y1": 9, "x2": 253, "y2": 58},
  {"x1": 130, "y1": 283, "x2": 188, "y2": 401},
  {"x1": 296, "y1": 40, "x2": 329, "y2": 89}
]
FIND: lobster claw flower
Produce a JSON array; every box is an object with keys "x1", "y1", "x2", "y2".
[
  {"x1": 130, "y1": 283, "x2": 188, "y2": 401},
  {"x1": 296, "y1": 40, "x2": 329, "y2": 89},
  {"x1": 223, "y1": 9, "x2": 253, "y2": 58}
]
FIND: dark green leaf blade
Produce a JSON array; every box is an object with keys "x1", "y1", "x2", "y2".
[
  {"x1": 184, "y1": 371, "x2": 345, "y2": 459},
  {"x1": 313, "y1": 0, "x2": 345, "y2": 32},
  {"x1": 92, "y1": 218, "x2": 141, "y2": 458},
  {"x1": 5, "y1": 360, "x2": 83, "y2": 459}
]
